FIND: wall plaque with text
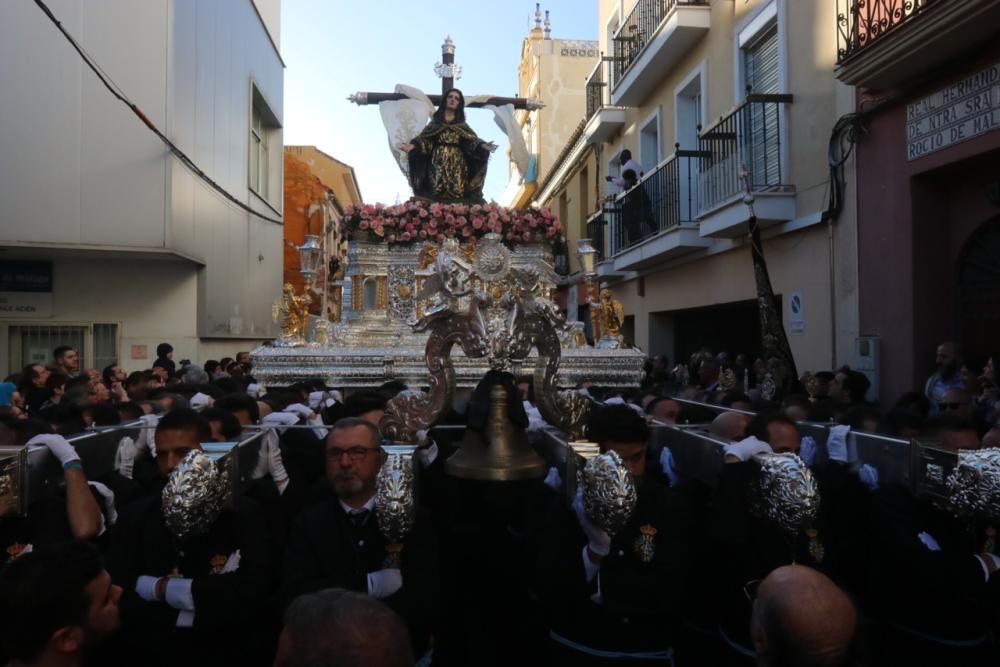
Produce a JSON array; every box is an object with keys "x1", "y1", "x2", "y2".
[{"x1": 906, "y1": 63, "x2": 1000, "y2": 161}]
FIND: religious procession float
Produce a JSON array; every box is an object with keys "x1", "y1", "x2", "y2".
[{"x1": 251, "y1": 38, "x2": 645, "y2": 398}]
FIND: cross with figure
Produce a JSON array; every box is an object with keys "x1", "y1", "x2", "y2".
[{"x1": 349, "y1": 35, "x2": 544, "y2": 205}]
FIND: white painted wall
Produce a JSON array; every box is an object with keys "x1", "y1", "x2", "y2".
[
  {"x1": 0, "y1": 0, "x2": 284, "y2": 342},
  {"x1": 0, "y1": 257, "x2": 270, "y2": 375}
]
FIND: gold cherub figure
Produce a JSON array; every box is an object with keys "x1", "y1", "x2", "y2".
[
  {"x1": 596, "y1": 288, "x2": 624, "y2": 339},
  {"x1": 273, "y1": 283, "x2": 312, "y2": 342}
]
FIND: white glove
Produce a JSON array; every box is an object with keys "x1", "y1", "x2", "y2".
[
  {"x1": 524, "y1": 401, "x2": 547, "y2": 432},
  {"x1": 190, "y1": 392, "x2": 212, "y2": 410},
  {"x1": 164, "y1": 578, "x2": 195, "y2": 611},
  {"x1": 308, "y1": 391, "x2": 326, "y2": 410},
  {"x1": 724, "y1": 436, "x2": 773, "y2": 462},
  {"x1": 659, "y1": 448, "x2": 681, "y2": 486},
  {"x1": 285, "y1": 403, "x2": 314, "y2": 420},
  {"x1": 543, "y1": 466, "x2": 562, "y2": 490},
  {"x1": 137, "y1": 414, "x2": 160, "y2": 457},
  {"x1": 246, "y1": 383, "x2": 261, "y2": 398},
  {"x1": 572, "y1": 488, "x2": 611, "y2": 557},
  {"x1": 858, "y1": 464, "x2": 879, "y2": 491},
  {"x1": 367, "y1": 568, "x2": 403, "y2": 599},
  {"x1": 918, "y1": 531, "x2": 942, "y2": 552},
  {"x1": 827, "y1": 425, "x2": 851, "y2": 463},
  {"x1": 799, "y1": 436, "x2": 817, "y2": 467},
  {"x1": 135, "y1": 575, "x2": 161, "y2": 602},
  {"x1": 261, "y1": 412, "x2": 298, "y2": 435},
  {"x1": 114, "y1": 436, "x2": 139, "y2": 479},
  {"x1": 27, "y1": 433, "x2": 79, "y2": 467},
  {"x1": 308, "y1": 413, "x2": 328, "y2": 440},
  {"x1": 220, "y1": 549, "x2": 241, "y2": 574},
  {"x1": 327, "y1": 390, "x2": 343, "y2": 404},
  {"x1": 87, "y1": 480, "x2": 118, "y2": 532},
  {"x1": 254, "y1": 431, "x2": 289, "y2": 493}
]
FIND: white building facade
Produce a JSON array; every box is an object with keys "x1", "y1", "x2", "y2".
[{"x1": 0, "y1": 0, "x2": 284, "y2": 373}]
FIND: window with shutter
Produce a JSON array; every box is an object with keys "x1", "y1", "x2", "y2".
[{"x1": 743, "y1": 24, "x2": 781, "y2": 187}]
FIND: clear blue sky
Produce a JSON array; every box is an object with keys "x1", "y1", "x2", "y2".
[{"x1": 281, "y1": 0, "x2": 598, "y2": 204}]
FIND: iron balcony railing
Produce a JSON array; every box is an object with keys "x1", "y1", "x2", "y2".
[
  {"x1": 697, "y1": 94, "x2": 793, "y2": 214},
  {"x1": 611, "y1": 0, "x2": 709, "y2": 90},
  {"x1": 585, "y1": 59, "x2": 611, "y2": 121},
  {"x1": 605, "y1": 148, "x2": 706, "y2": 255},
  {"x1": 586, "y1": 212, "x2": 607, "y2": 260},
  {"x1": 836, "y1": 0, "x2": 929, "y2": 64}
]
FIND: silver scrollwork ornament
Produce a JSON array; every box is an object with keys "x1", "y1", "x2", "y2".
[
  {"x1": 161, "y1": 450, "x2": 229, "y2": 541},
  {"x1": 946, "y1": 448, "x2": 1000, "y2": 522},
  {"x1": 582, "y1": 450, "x2": 638, "y2": 537},
  {"x1": 751, "y1": 452, "x2": 820, "y2": 538},
  {"x1": 375, "y1": 453, "x2": 416, "y2": 545}
]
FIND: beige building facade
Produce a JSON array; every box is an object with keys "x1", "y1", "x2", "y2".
[
  {"x1": 534, "y1": 0, "x2": 861, "y2": 379},
  {"x1": 502, "y1": 6, "x2": 599, "y2": 209}
]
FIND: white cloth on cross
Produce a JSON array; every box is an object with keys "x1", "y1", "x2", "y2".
[{"x1": 379, "y1": 84, "x2": 435, "y2": 178}]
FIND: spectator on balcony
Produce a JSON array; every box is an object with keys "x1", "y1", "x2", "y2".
[
  {"x1": 605, "y1": 149, "x2": 643, "y2": 191},
  {"x1": 620, "y1": 169, "x2": 653, "y2": 247}
]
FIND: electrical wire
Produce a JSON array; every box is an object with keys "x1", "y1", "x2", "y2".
[
  {"x1": 823, "y1": 112, "x2": 867, "y2": 223},
  {"x1": 33, "y1": 0, "x2": 283, "y2": 226}
]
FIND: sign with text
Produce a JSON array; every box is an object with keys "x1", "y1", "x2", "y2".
[
  {"x1": 906, "y1": 63, "x2": 1000, "y2": 161},
  {"x1": 788, "y1": 290, "x2": 805, "y2": 335},
  {"x1": 0, "y1": 261, "x2": 53, "y2": 317}
]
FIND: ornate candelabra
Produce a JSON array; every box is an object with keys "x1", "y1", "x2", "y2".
[{"x1": 575, "y1": 239, "x2": 600, "y2": 344}]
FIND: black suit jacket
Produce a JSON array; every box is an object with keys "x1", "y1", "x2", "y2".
[
  {"x1": 536, "y1": 478, "x2": 694, "y2": 653},
  {"x1": 869, "y1": 483, "x2": 1000, "y2": 642},
  {"x1": 105, "y1": 495, "x2": 273, "y2": 667},
  {"x1": 279, "y1": 496, "x2": 440, "y2": 655}
]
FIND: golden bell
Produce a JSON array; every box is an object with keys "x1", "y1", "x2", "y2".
[{"x1": 446, "y1": 384, "x2": 548, "y2": 481}]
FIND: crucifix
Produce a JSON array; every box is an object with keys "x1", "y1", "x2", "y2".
[
  {"x1": 348, "y1": 35, "x2": 543, "y2": 204},
  {"x1": 347, "y1": 35, "x2": 544, "y2": 111}
]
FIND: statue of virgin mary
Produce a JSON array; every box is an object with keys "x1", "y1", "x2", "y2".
[{"x1": 398, "y1": 88, "x2": 497, "y2": 204}]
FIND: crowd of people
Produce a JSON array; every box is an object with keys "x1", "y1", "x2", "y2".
[{"x1": 0, "y1": 339, "x2": 997, "y2": 666}]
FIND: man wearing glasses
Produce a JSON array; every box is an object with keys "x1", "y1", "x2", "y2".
[{"x1": 279, "y1": 417, "x2": 439, "y2": 659}]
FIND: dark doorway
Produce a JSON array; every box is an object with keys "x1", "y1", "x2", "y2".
[
  {"x1": 673, "y1": 298, "x2": 773, "y2": 366},
  {"x1": 959, "y1": 216, "x2": 1000, "y2": 364}
]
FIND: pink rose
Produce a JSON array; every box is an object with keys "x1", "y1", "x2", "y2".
[
  {"x1": 461, "y1": 226, "x2": 472, "y2": 237},
  {"x1": 359, "y1": 220, "x2": 370, "y2": 230},
  {"x1": 401, "y1": 231, "x2": 412, "y2": 242},
  {"x1": 373, "y1": 225, "x2": 385, "y2": 237},
  {"x1": 406, "y1": 223, "x2": 416, "y2": 234},
  {"x1": 387, "y1": 233, "x2": 396, "y2": 242},
  {"x1": 418, "y1": 229, "x2": 427, "y2": 239},
  {"x1": 418, "y1": 208, "x2": 428, "y2": 218},
  {"x1": 360, "y1": 210, "x2": 370, "y2": 220},
  {"x1": 472, "y1": 218, "x2": 483, "y2": 230}
]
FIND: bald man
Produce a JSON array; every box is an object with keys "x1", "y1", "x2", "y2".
[
  {"x1": 751, "y1": 565, "x2": 858, "y2": 667},
  {"x1": 709, "y1": 411, "x2": 751, "y2": 443}
]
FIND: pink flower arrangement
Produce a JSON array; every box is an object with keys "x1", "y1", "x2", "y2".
[{"x1": 340, "y1": 200, "x2": 561, "y2": 247}]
